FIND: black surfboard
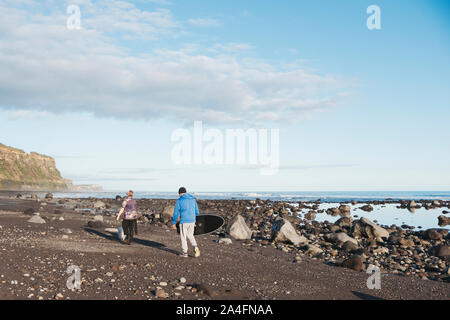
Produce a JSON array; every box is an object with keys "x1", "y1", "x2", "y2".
[{"x1": 176, "y1": 214, "x2": 224, "y2": 235}]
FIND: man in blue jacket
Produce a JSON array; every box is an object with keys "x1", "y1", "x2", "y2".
[{"x1": 171, "y1": 187, "x2": 201, "y2": 258}]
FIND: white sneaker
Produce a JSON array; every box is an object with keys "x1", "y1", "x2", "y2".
[{"x1": 194, "y1": 247, "x2": 200, "y2": 258}]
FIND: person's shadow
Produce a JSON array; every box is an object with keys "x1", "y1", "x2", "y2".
[
  {"x1": 84, "y1": 227, "x2": 180, "y2": 255},
  {"x1": 351, "y1": 291, "x2": 385, "y2": 300}
]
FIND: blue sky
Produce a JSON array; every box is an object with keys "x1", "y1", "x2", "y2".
[{"x1": 0, "y1": 0, "x2": 449, "y2": 192}]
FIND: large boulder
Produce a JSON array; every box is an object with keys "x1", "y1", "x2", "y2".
[
  {"x1": 227, "y1": 215, "x2": 252, "y2": 240},
  {"x1": 325, "y1": 232, "x2": 358, "y2": 246},
  {"x1": 271, "y1": 218, "x2": 307, "y2": 246},
  {"x1": 352, "y1": 217, "x2": 389, "y2": 241}
]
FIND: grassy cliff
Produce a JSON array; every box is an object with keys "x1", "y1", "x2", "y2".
[{"x1": 0, "y1": 143, "x2": 72, "y2": 190}]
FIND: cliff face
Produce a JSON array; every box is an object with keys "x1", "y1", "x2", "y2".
[{"x1": 0, "y1": 143, "x2": 72, "y2": 190}]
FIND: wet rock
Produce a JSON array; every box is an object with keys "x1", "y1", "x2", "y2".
[
  {"x1": 327, "y1": 207, "x2": 341, "y2": 216},
  {"x1": 45, "y1": 193, "x2": 53, "y2": 200},
  {"x1": 339, "y1": 205, "x2": 351, "y2": 212},
  {"x1": 352, "y1": 217, "x2": 389, "y2": 241},
  {"x1": 359, "y1": 205, "x2": 373, "y2": 212},
  {"x1": 342, "y1": 255, "x2": 363, "y2": 271},
  {"x1": 271, "y1": 218, "x2": 307, "y2": 246},
  {"x1": 227, "y1": 215, "x2": 252, "y2": 240},
  {"x1": 438, "y1": 215, "x2": 450, "y2": 227}
]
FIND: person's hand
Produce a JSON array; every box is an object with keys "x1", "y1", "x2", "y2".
[{"x1": 171, "y1": 224, "x2": 177, "y2": 230}]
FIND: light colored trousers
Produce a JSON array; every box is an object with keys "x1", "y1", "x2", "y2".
[{"x1": 180, "y1": 222, "x2": 197, "y2": 253}]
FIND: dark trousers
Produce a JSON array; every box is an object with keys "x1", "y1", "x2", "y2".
[{"x1": 122, "y1": 219, "x2": 138, "y2": 241}]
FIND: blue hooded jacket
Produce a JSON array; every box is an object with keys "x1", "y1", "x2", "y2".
[{"x1": 172, "y1": 193, "x2": 200, "y2": 225}]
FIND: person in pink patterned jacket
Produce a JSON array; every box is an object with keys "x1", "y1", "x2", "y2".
[{"x1": 116, "y1": 190, "x2": 138, "y2": 245}]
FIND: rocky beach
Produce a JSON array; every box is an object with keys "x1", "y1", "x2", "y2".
[{"x1": 0, "y1": 191, "x2": 449, "y2": 300}]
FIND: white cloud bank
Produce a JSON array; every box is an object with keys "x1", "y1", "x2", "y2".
[{"x1": 0, "y1": 0, "x2": 353, "y2": 125}]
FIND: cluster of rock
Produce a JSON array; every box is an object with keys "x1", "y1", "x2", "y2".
[{"x1": 33, "y1": 196, "x2": 450, "y2": 283}]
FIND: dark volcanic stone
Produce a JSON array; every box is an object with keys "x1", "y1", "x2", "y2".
[{"x1": 342, "y1": 255, "x2": 363, "y2": 272}]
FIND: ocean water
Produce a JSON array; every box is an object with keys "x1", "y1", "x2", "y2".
[
  {"x1": 44, "y1": 191, "x2": 449, "y2": 230},
  {"x1": 49, "y1": 190, "x2": 450, "y2": 202}
]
